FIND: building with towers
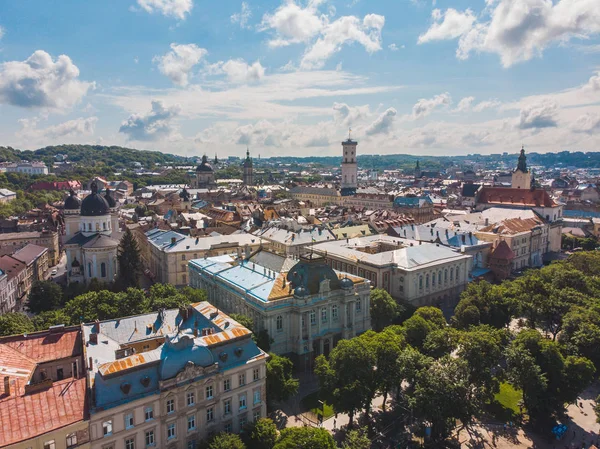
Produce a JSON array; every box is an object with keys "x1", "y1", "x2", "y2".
[
  {"x1": 63, "y1": 182, "x2": 121, "y2": 284},
  {"x1": 243, "y1": 148, "x2": 254, "y2": 186},
  {"x1": 191, "y1": 155, "x2": 217, "y2": 189},
  {"x1": 340, "y1": 133, "x2": 358, "y2": 196},
  {"x1": 511, "y1": 146, "x2": 532, "y2": 189}
]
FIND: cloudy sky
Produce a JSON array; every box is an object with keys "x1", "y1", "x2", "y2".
[{"x1": 0, "y1": 0, "x2": 599, "y2": 157}]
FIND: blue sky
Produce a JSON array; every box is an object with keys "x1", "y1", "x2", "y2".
[{"x1": 0, "y1": 0, "x2": 599, "y2": 157}]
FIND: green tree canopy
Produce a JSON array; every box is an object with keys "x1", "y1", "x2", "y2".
[
  {"x1": 242, "y1": 418, "x2": 278, "y2": 449},
  {"x1": 370, "y1": 288, "x2": 403, "y2": 331},
  {"x1": 273, "y1": 427, "x2": 336, "y2": 449},
  {"x1": 266, "y1": 353, "x2": 299, "y2": 407},
  {"x1": 27, "y1": 280, "x2": 63, "y2": 314},
  {"x1": 117, "y1": 228, "x2": 142, "y2": 289},
  {"x1": 0, "y1": 313, "x2": 35, "y2": 336},
  {"x1": 208, "y1": 433, "x2": 246, "y2": 449}
]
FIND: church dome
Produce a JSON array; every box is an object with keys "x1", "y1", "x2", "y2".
[
  {"x1": 81, "y1": 182, "x2": 110, "y2": 217},
  {"x1": 196, "y1": 155, "x2": 213, "y2": 172},
  {"x1": 159, "y1": 332, "x2": 214, "y2": 379},
  {"x1": 340, "y1": 277, "x2": 354, "y2": 290},
  {"x1": 287, "y1": 252, "x2": 341, "y2": 295},
  {"x1": 64, "y1": 189, "x2": 81, "y2": 210},
  {"x1": 104, "y1": 188, "x2": 117, "y2": 208}
]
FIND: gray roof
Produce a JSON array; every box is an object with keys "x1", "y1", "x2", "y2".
[{"x1": 289, "y1": 186, "x2": 339, "y2": 197}]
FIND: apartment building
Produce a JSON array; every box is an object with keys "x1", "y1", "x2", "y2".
[{"x1": 0, "y1": 230, "x2": 60, "y2": 266}]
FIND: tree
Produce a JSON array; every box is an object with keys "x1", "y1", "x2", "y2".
[
  {"x1": 413, "y1": 306, "x2": 447, "y2": 329},
  {"x1": 401, "y1": 315, "x2": 436, "y2": 350},
  {"x1": 208, "y1": 433, "x2": 246, "y2": 449},
  {"x1": 231, "y1": 313, "x2": 254, "y2": 331},
  {"x1": 231, "y1": 313, "x2": 272, "y2": 351},
  {"x1": 341, "y1": 427, "x2": 371, "y2": 449},
  {"x1": 273, "y1": 427, "x2": 336, "y2": 449},
  {"x1": 452, "y1": 281, "x2": 515, "y2": 329},
  {"x1": 32, "y1": 310, "x2": 71, "y2": 330},
  {"x1": 370, "y1": 288, "x2": 403, "y2": 331},
  {"x1": 266, "y1": 353, "x2": 299, "y2": 407},
  {"x1": 422, "y1": 327, "x2": 460, "y2": 359},
  {"x1": 117, "y1": 228, "x2": 142, "y2": 289},
  {"x1": 27, "y1": 280, "x2": 63, "y2": 314},
  {"x1": 243, "y1": 418, "x2": 278, "y2": 449},
  {"x1": 0, "y1": 313, "x2": 35, "y2": 336}
]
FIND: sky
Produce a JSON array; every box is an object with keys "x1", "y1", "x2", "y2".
[{"x1": 0, "y1": 0, "x2": 599, "y2": 158}]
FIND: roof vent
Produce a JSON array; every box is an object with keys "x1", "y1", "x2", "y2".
[
  {"x1": 140, "y1": 376, "x2": 151, "y2": 388},
  {"x1": 234, "y1": 347, "x2": 243, "y2": 357},
  {"x1": 120, "y1": 382, "x2": 132, "y2": 394}
]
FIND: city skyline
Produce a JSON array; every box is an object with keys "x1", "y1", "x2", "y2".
[{"x1": 0, "y1": 0, "x2": 599, "y2": 157}]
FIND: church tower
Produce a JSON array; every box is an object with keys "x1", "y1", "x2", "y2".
[
  {"x1": 511, "y1": 146, "x2": 531, "y2": 189},
  {"x1": 341, "y1": 131, "x2": 358, "y2": 196},
  {"x1": 243, "y1": 148, "x2": 254, "y2": 186}
]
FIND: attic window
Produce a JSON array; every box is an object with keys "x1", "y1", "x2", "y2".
[
  {"x1": 234, "y1": 347, "x2": 243, "y2": 357},
  {"x1": 219, "y1": 351, "x2": 228, "y2": 362},
  {"x1": 120, "y1": 382, "x2": 132, "y2": 394},
  {"x1": 140, "y1": 376, "x2": 151, "y2": 388}
]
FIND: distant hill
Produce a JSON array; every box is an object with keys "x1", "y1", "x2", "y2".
[{"x1": 0, "y1": 144, "x2": 189, "y2": 169}]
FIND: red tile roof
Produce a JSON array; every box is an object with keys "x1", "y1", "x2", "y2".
[
  {"x1": 477, "y1": 187, "x2": 557, "y2": 208},
  {"x1": 480, "y1": 217, "x2": 543, "y2": 235},
  {"x1": 0, "y1": 377, "x2": 87, "y2": 446},
  {"x1": 1, "y1": 328, "x2": 82, "y2": 363},
  {"x1": 490, "y1": 240, "x2": 515, "y2": 260}
]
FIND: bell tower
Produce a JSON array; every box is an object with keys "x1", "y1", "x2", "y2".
[
  {"x1": 243, "y1": 147, "x2": 254, "y2": 186},
  {"x1": 511, "y1": 146, "x2": 531, "y2": 189},
  {"x1": 341, "y1": 129, "x2": 358, "y2": 196}
]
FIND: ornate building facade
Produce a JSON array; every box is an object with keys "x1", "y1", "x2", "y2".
[
  {"x1": 190, "y1": 155, "x2": 217, "y2": 189},
  {"x1": 511, "y1": 146, "x2": 532, "y2": 189},
  {"x1": 63, "y1": 182, "x2": 120, "y2": 284}
]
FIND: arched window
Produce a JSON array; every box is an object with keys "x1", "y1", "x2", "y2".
[
  {"x1": 88, "y1": 223, "x2": 91, "y2": 231},
  {"x1": 444, "y1": 269, "x2": 448, "y2": 283},
  {"x1": 96, "y1": 222, "x2": 100, "y2": 231},
  {"x1": 432, "y1": 273, "x2": 436, "y2": 287},
  {"x1": 103, "y1": 222, "x2": 106, "y2": 230},
  {"x1": 450, "y1": 268, "x2": 454, "y2": 281},
  {"x1": 101, "y1": 263, "x2": 106, "y2": 278},
  {"x1": 425, "y1": 274, "x2": 429, "y2": 288},
  {"x1": 456, "y1": 266, "x2": 460, "y2": 281},
  {"x1": 355, "y1": 300, "x2": 361, "y2": 312},
  {"x1": 321, "y1": 308, "x2": 327, "y2": 322},
  {"x1": 438, "y1": 271, "x2": 442, "y2": 285},
  {"x1": 419, "y1": 275, "x2": 423, "y2": 290},
  {"x1": 276, "y1": 315, "x2": 283, "y2": 331},
  {"x1": 88, "y1": 263, "x2": 92, "y2": 278}
]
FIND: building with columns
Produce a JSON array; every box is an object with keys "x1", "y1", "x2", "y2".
[
  {"x1": 243, "y1": 148, "x2": 254, "y2": 186},
  {"x1": 188, "y1": 250, "x2": 371, "y2": 371},
  {"x1": 340, "y1": 137, "x2": 358, "y2": 196},
  {"x1": 63, "y1": 183, "x2": 121, "y2": 284}
]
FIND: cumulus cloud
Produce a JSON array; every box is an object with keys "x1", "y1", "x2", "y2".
[
  {"x1": 301, "y1": 14, "x2": 385, "y2": 69},
  {"x1": 412, "y1": 92, "x2": 451, "y2": 119},
  {"x1": 0, "y1": 26, "x2": 4, "y2": 40},
  {"x1": 333, "y1": 102, "x2": 370, "y2": 127},
  {"x1": 454, "y1": 96, "x2": 475, "y2": 112},
  {"x1": 119, "y1": 100, "x2": 181, "y2": 141},
  {"x1": 207, "y1": 59, "x2": 265, "y2": 83},
  {"x1": 388, "y1": 43, "x2": 400, "y2": 51},
  {"x1": 136, "y1": 0, "x2": 193, "y2": 19},
  {"x1": 418, "y1": 8, "x2": 476, "y2": 43},
  {"x1": 518, "y1": 101, "x2": 558, "y2": 129},
  {"x1": 17, "y1": 116, "x2": 98, "y2": 140},
  {"x1": 231, "y1": 2, "x2": 252, "y2": 28},
  {"x1": 261, "y1": 1, "x2": 385, "y2": 69},
  {"x1": 234, "y1": 120, "x2": 291, "y2": 146},
  {"x1": 419, "y1": 0, "x2": 600, "y2": 67},
  {"x1": 153, "y1": 43, "x2": 207, "y2": 87},
  {"x1": 0, "y1": 50, "x2": 92, "y2": 110},
  {"x1": 571, "y1": 113, "x2": 600, "y2": 134},
  {"x1": 365, "y1": 107, "x2": 397, "y2": 135},
  {"x1": 473, "y1": 99, "x2": 501, "y2": 112}
]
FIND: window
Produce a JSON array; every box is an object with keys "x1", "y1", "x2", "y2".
[
  {"x1": 239, "y1": 374, "x2": 246, "y2": 387},
  {"x1": 88, "y1": 223, "x2": 91, "y2": 231},
  {"x1": 125, "y1": 438, "x2": 135, "y2": 449},
  {"x1": 181, "y1": 255, "x2": 186, "y2": 261},
  {"x1": 355, "y1": 300, "x2": 361, "y2": 312},
  {"x1": 253, "y1": 410, "x2": 261, "y2": 422},
  {"x1": 187, "y1": 440, "x2": 197, "y2": 449},
  {"x1": 253, "y1": 368, "x2": 260, "y2": 382},
  {"x1": 253, "y1": 390, "x2": 261, "y2": 404},
  {"x1": 186, "y1": 391, "x2": 195, "y2": 406},
  {"x1": 426, "y1": 274, "x2": 429, "y2": 288},
  {"x1": 125, "y1": 412, "x2": 134, "y2": 429},
  {"x1": 450, "y1": 268, "x2": 454, "y2": 281},
  {"x1": 438, "y1": 271, "x2": 442, "y2": 285},
  {"x1": 145, "y1": 430, "x2": 155, "y2": 447},
  {"x1": 206, "y1": 407, "x2": 214, "y2": 422},
  {"x1": 224, "y1": 423, "x2": 232, "y2": 433},
  {"x1": 432, "y1": 273, "x2": 436, "y2": 287},
  {"x1": 444, "y1": 269, "x2": 448, "y2": 282},
  {"x1": 332, "y1": 305, "x2": 338, "y2": 320},
  {"x1": 239, "y1": 416, "x2": 247, "y2": 428},
  {"x1": 206, "y1": 385, "x2": 214, "y2": 399},
  {"x1": 310, "y1": 310, "x2": 316, "y2": 326},
  {"x1": 103, "y1": 222, "x2": 107, "y2": 230},
  {"x1": 223, "y1": 378, "x2": 231, "y2": 391},
  {"x1": 103, "y1": 420, "x2": 113, "y2": 436},
  {"x1": 239, "y1": 394, "x2": 247, "y2": 410},
  {"x1": 88, "y1": 263, "x2": 92, "y2": 278},
  {"x1": 66, "y1": 433, "x2": 77, "y2": 447},
  {"x1": 276, "y1": 315, "x2": 283, "y2": 331},
  {"x1": 419, "y1": 276, "x2": 423, "y2": 290},
  {"x1": 188, "y1": 414, "x2": 196, "y2": 431},
  {"x1": 142, "y1": 344, "x2": 150, "y2": 351},
  {"x1": 224, "y1": 399, "x2": 231, "y2": 415},
  {"x1": 145, "y1": 406, "x2": 154, "y2": 421},
  {"x1": 456, "y1": 267, "x2": 460, "y2": 281},
  {"x1": 167, "y1": 398, "x2": 175, "y2": 414},
  {"x1": 321, "y1": 307, "x2": 327, "y2": 323},
  {"x1": 167, "y1": 423, "x2": 176, "y2": 439},
  {"x1": 44, "y1": 441, "x2": 56, "y2": 449},
  {"x1": 182, "y1": 274, "x2": 186, "y2": 283}
]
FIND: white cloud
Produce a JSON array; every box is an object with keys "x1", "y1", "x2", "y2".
[
  {"x1": 419, "y1": 0, "x2": 600, "y2": 67},
  {"x1": 0, "y1": 50, "x2": 92, "y2": 110},
  {"x1": 153, "y1": 43, "x2": 207, "y2": 86},
  {"x1": 134, "y1": 57, "x2": 139, "y2": 64},
  {"x1": 300, "y1": 13, "x2": 385, "y2": 69},
  {"x1": 17, "y1": 116, "x2": 98, "y2": 140},
  {"x1": 388, "y1": 43, "x2": 399, "y2": 51},
  {"x1": 119, "y1": 100, "x2": 181, "y2": 141},
  {"x1": 454, "y1": 96, "x2": 475, "y2": 112},
  {"x1": 207, "y1": 59, "x2": 265, "y2": 83},
  {"x1": 418, "y1": 8, "x2": 476, "y2": 43},
  {"x1": 365, "y1": 107, "x2": 397, "y2": 135},
  {"x1": 279, "y1": 60, "x2": 297, "y2": 72},
  {"x1": 0, "y1": 26, "x2": 4, "y2": 40},
  {"x1": 473, "y1": 99, "x2": 501, "y2": 112},
  {"x1": 136, "y1": 0, "x2": 193, "y2": 19},
  {"x1": 571, "y1": 113, "x2": 600, "y2": 134},
  {"x1": 412, "y1": 92, "x2": 451, "y2": 119},
  {"x1": 333, "y1": 102, "x2": 370, "y2": 126},
  {"x1": 518, "y1": 100, "x2": 558, "y2": 129},
  {"x1": 231, "y1": 2, "x2": 252, "y2": 29},
  {"x1": 260, "y1": 0, "x2": 326, "y2": 47}
]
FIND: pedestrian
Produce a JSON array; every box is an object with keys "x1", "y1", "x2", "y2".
[{"x1": 333, "y1": 419, "x2": 336, "y2": 429}]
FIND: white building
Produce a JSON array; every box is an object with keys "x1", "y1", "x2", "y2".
[
  {"x1": 189, "y1": 251, "x2": 371, "y2": 371},
  {"x1": 6, "y1": 161, "x2": 49, "y2": 175},
  {"x1": 340, "y1": 138, "x2": 358, "y2": 196}
]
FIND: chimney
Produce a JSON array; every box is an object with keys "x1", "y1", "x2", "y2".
[
  {"x1": 3, "y1": 376, "x2": 9, "y2": 396},
  {"x1": 171, "y1": 237, "x2": 177, "y2": 245},
  {"x1": 485, "y1": 218, "x2": 489, "y2": 226},
  {"x1": 88, "y1": 356, "x2": 94, "y2": 371}
]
